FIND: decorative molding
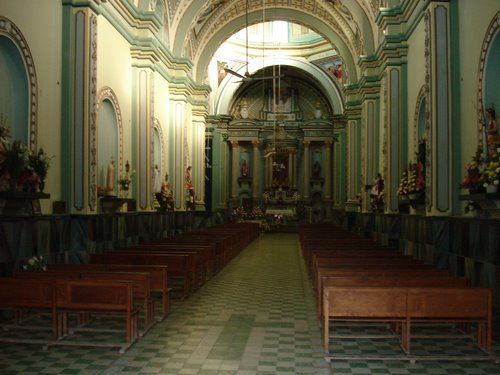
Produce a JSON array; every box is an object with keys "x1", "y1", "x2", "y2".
[
  {"x1": 153, "y1": 118, "x2": 166, "y2": 175},
  {"x1": 0, "y1": 17, "x2": 38, "y2": 151},
  {"x1": 139, "y1": 70, "x2": 148, "y2": 210},
  {"x1": 150, "y1": 72, "x2": 155, "y2": 209},
  {"x1": 424, "y1": 10, "x2": 432, "y2": 212},
  {"x1": 95, "y1": 86, "x2": 124, "y2": 206},
  {"x1": 434, "y1": 5, "x2": 450, "y2": 213},
  {"x1": 73, "y1": 10, "x2": 86, "y2": 211},
  {"x1": 88, "y1": 14, "x2": 98, "y2": 210},
  {"x1": 477, "y1": 12, "x2": 500, "y2": 130}
]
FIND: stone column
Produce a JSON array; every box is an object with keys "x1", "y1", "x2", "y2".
[
  {"x1": 230, "y1": 141, "x2": 239, "y2": 203},
  {"x1": 303, "y1": 141, "x2": 310, "y2": 200},
  {"x1": 292, "y1": 151, "x2": 297, "y2": 188},
  {"x1": 266, "y1": 157, "x2": 272, "y2": 188},
  {"x1": 288, "y1": 152, "x2": 293, "y2": 187},
  {"x1": 252, "y1": 141, "x2": 260, "y2": 199},
  {"x1": 324, "y1": 141, "x2": 332, "y2": 199}
]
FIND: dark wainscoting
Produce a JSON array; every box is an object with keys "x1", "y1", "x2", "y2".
[
  {"x1": 333, "y1": 210, "x2": 500, "y2": 338},
  {"x1": 0, "y1": 211, "x2": 220, "y2": 275}
]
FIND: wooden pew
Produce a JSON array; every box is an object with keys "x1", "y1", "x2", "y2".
[
  {"x1": 13, "y1": 269, "x2": 155, "y2": 335},
  {"x1": 55, "y1": 279, "x2": 139, "y2": 353},
  {"x1": 126, "y1": 244, "x2": 211, "y2": 285},
  {"x1": 317, "y1": 276, "x2": 469, "y2": 319},
  {"x1": 90, "y1": 252, "x2": 193, "y2": 299},
  {"x1": 0, "y1": 278, "x2": 58, "y2": 342},
  {"x1": 46, "y1": 264, "x2": 170, "y2": 320},
  {"x1": 322, "y1": 286, "x2": 492, "y2": 354}
]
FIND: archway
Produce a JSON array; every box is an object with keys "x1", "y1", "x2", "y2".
[
  {"x1": 0, "y1": 36, "x2": 28, "y2": 144},
  {"x1": 97, "y1": 99, "x2": 119, "y2": 195}
]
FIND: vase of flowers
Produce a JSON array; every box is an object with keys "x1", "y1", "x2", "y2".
[
  {"x1": 21, "y1": 255, "x2": 46, "y2": 271},
  {"x1": 2, "y1": 140, "x2": 29, "y2": 191},
  {"x1": 28, "y1": 147, "x2": 52, "y2": 192},
  {"x1": 118, "y1": 161, "x2": 134, "y2": 197}
]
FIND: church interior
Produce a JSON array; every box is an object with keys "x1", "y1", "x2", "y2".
[{"x1": 1, "y1": 0, "x2": 500, "y2": 373}]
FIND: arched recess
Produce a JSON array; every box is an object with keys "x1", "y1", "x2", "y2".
[
  {"x1": 95, "y1": 87, "x2": 124, "y2": 201},
  {"x1": 215, "y1": 57, "x2": 344, "y2": 115},
  {"x1": 0, "y1": 17, "x2": 38, "y2": 150},
  {"x1": 152, "y1": 118, "x2": 166, "y2": 179},
  {"x1": 414, "y1": 84, "x2": 429, "y2": 153},
  {"x1": 193, "y1": 9, "x2": 359, "y2": 84},
  {"x1": 477, "y1": 12, "x2": 500, "y2": 124}
]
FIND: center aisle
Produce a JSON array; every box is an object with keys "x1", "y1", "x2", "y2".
[{"x1": 110, "y1": 233, "x2": 331, "y2": 374}]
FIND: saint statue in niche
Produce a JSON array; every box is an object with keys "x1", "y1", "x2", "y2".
[
  {"x1": 239, "y1": 98, "x2": 249, "y2": 119},
  {"x1": 486, "y1": 107, "x2": 499, "y2": 157},
  {"x1": 312, "y1": 161, "x2": 321, "y2": 178},
  {"x1": 106, "y1": 159, "x2": 116, "y2": 196},
  {"x1": 153, "y1": 165, "x2": 161, "y2": 194},
  {"x1": 241, "y1": 159, "x2": 249, "y2": 178}
]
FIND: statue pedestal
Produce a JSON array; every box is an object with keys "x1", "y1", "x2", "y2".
[
  {"x1": 100, "y1": 196, "x2": 135, "y2": 213},
  {"x1": 0, "y1": 192, "x2": 50, "y2": 216},
  {"x1": 459, "y1": 193, "x2": 500, "y2": 218}
]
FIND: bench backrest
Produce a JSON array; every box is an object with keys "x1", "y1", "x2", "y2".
[
  {"x1": 0, "y1": 277, "x2": 55, "y2": 309},
  {"x1": 55, "y1": 279, "x2": 133, "y2": 312},
  {"x1": 325, "y1": 286, "x2": 407, "y2": 318}
]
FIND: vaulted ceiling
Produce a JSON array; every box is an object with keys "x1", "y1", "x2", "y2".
[{"x1": 162, "y1": 0, "x2": 382, "y2": 83}]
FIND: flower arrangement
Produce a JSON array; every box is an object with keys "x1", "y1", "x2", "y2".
[
  {"x1": 232, "y1": 206, "x2": 266, "y2": 221},
  {"x1": 28, "y1": 148, "x2": 52, "y2": 191},
  {"x1": 460, "y1": 146, "x2": 484, "y2": 192},
  {"x1": 0, "y1": 116, "x2": 52, "y2": 193},
  {"x1": 21, "y1": 255, "x2": 46, "y2": 271},
  {"x1": 118, "y1": 161, "x2": 135, "y2": 191},
  {"x1": 480, "y1": 147, "x2": 500, "y2": 192},
  {"x1": 397, "y1": 162, "x2": 425, "y2": 196}
]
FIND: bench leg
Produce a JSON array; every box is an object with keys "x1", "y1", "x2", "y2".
[
  {"x1": 323, "y1": 311, "x2": 329, "y2": 353},
  {"x1": 402, "y1": 319, "x2": 410, "y2": 354}
]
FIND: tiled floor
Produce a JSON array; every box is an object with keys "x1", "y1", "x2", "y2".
[{"x1": 1, "y1": 233, "x2": 499, "y2": 374}]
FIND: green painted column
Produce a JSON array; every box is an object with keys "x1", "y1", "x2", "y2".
[
  {"x1": 60, "y1": 4, "x2": 99, "y2": 214},
  {"x1": 425, "y1": 2, "x2": 453, "y2": 216}
]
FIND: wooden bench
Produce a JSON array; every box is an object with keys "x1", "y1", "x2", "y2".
[
  {"x1": 322, "y1": 286, "x2": 492, "y2": 354},
  {"x1": 317, "y1": 275, "x2": 469, "y2": 319},
  {"x1": 0, "y1": 277, "x2": 139, "y2": 353},
  {"x1": 90, "y1": 252, "x2": 193, "y2": 299},
  {"x1": 46, "y1": 263, "x2": 170, "y2": 320},
  {"x1": 14, "y1": 269, "x2": 155, "y2": 335},
  {"x1": 0, "y1": 278, "x2": 58, "y2": 342},
  {"x1": 55, "y1": 279, "x2": 139, "y2": 353}
]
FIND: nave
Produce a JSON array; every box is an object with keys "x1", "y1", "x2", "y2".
[{"x1": 1, "y1": 233, "x2": 499, "y2": 374}]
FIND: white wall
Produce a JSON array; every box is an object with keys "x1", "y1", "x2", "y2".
[{"x1": 1, "y1": 0, "x2": 62, "y2": 211}]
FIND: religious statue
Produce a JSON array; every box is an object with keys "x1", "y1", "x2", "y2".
[
  {"x1": 184, "y1": 165, "x2": 195, "y2": 210},
  {"x1": 314, "y1": 100, "x2": 322, "y2": 119},
  {"x1": 239, "y1": 98, "x2": 249, "y2": 119},
  {"x1": 312, "y1": 161, "x2": 321, "y2": 178},
  {"x1": 159, "y1": 173, "x2": 174, "y2": 210},
  {"x1": 153, "y1": 164, "x2": 161, "y2": 194},
  {"x1": 486, "y1": 107, "x2": 499, "y2": 157},
  {"x1": 370, "y1": 173, "x2": 384, "y2": 212},
  {"x1": 241, "y1": 159, "x2": 249, "y2": 177},
  {"x1": 106, "y1": 159, "x2": 116, "y2": 196}
]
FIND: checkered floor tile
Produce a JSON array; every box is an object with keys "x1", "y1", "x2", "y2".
[{"x1": 0, "y1": 233, "x2": 498, "y2": 374}]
